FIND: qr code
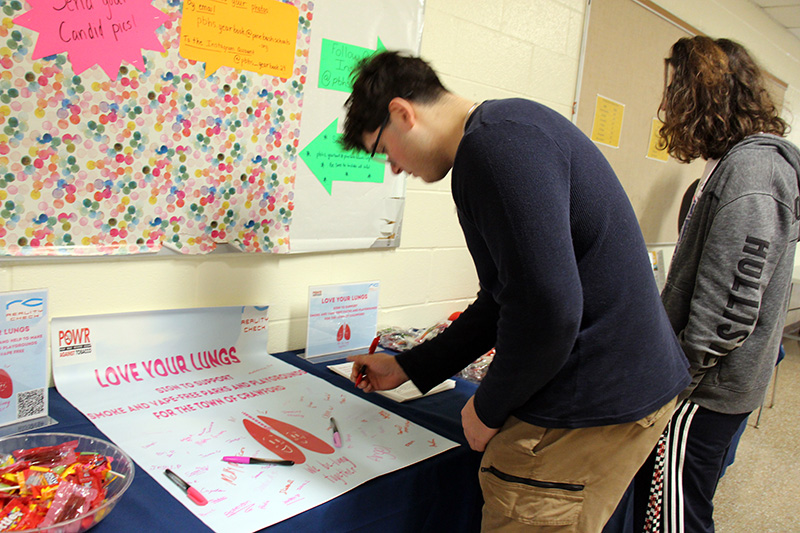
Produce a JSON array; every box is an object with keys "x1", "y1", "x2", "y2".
[{"x1": 17, "y1": 388, "x2": 45, "y2": 418}]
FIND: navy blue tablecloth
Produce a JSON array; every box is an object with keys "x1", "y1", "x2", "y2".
[{"x1": 34, "y1": 351, "x2": 484, "y2": 532}]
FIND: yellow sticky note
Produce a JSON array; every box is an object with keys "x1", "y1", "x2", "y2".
[
  {"x1": 180, "y1": 0, "x2": 299, "y2": 78},
  {"x1": 647, "y1": 118, "x2": 670, "y2": 162},
  {"x1": 590, "y1": 95, "x2": 625, "y2": 148}
]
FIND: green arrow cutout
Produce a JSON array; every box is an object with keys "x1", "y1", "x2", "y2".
[
  {"x1": 300, "y1": 118, "x2": 386, "y2": 194},
  {"x1": 319, "y1": 37, "x2": 387, "y2": 93}
]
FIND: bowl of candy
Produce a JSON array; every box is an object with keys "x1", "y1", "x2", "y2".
[{"x1": 0, "y1": 432, "x2": 134, "y2": 532}]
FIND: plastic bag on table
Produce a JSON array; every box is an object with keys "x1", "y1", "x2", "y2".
[
  {"x1": 376, "y1": 312, "x2": 462, "y2": 352},
  {"x1": 460, "y1": 348, "x2": 495, "y2": 383}
]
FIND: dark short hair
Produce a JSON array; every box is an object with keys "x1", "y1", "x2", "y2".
[
  {"x1": 341, "y1": 51, "x2": 447, "y2": 152},
  {"x1": 659, "y1": 36, "x2": 787, "y2": 163}
]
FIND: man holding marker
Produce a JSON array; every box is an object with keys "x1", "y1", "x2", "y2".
[{"x1": 344, "y1": 51, "x2": 690, "y2": 532}]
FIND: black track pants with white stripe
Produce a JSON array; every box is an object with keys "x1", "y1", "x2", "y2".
[{"x1": 634, "y1": 400, "x2": 750, "y2": 533}]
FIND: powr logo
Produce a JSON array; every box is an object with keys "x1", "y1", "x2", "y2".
[
  {"x1": 58, "y1": 328, "x2": 91, "y2": 348},
  {"x1": 5, "y1": 298, "x2": 44, "y2": 322},
  {"x1": 51, "y1": 322, "x2": 96, "y2": 366}
]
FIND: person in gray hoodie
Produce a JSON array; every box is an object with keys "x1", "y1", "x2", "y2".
[{"x1": 634, "y1": 36, "x2": 800, "y2": 533}]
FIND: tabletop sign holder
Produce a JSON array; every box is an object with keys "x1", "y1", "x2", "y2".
[
  {"x1": 303, "y1": 281, "x2": 380, "y2": 362},
  {"x1": 0, "y1": 289, "x2": 56, "y2": 438}
]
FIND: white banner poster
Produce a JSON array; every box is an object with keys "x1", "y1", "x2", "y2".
[{"x1": 51, "y1": 306, "x2": 457, "y2": 532}]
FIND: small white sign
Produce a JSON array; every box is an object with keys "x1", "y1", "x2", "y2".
[
  {"x1": 305, "y1": 281, "x2": 380, "y2": 359},
  {"x1": 0, "y1": 289, "x2": 49, "y2": 430}
]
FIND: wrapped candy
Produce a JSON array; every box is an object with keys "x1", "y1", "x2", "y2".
[
  {"x1": 12, "y1": 441, "x2": 79, "y2": 469},
  {"x1": 0, "y1": 443, "x2": 118, "y2": 532},
  {"x1": 40, "y1": 481, "x2": 97, "y2": 527}
]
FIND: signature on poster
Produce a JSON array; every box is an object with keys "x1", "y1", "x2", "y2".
[
  {"x1": 366, "y1": 446, "x2": 396, "y2": 463},
  {"x1": 316, "y1": 457, "x2": 358, "y2": 485}
]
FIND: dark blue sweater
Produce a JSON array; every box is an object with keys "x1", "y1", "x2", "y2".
[{"x1": 396, "y1": 99, "x2": 690, "y2": 429}]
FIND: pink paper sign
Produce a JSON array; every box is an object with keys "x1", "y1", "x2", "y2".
[{"x1": 14, "y1": 0, "x2": 169, "y2": 79}]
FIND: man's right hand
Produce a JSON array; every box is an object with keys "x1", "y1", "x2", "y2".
[{"x1": 347, "y1": 353, "x2": 409, "y2": 393}]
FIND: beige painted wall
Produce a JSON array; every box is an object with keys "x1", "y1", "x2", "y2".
[{"x1": 3, "y1": 0, "x2": 800, "y2": 383}]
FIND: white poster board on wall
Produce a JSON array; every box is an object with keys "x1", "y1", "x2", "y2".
[{"x1": 290, "y1": 0, "x2": 425, "y2": 252}]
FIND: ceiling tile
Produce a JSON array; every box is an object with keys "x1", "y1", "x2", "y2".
[
  {"x1": 764, "y1": 6, "x2": 800, "y2": 27},
  {"x1": 752, "y1": 0, "x2": 800, "y2": 7}
]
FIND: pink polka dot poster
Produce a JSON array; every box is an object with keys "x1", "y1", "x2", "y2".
[{"x1": 0, "y1": 0, "x2": 313, "y2": 255}]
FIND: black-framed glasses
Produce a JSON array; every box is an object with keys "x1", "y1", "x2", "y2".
[
  {"x1": 369, "y1": 111, "x2": 391, "y2": 159},
  {"x1": 369, "y1": 91, "x2": 412, "y2": 160}
]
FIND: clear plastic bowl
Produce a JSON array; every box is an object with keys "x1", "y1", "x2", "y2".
[{"x1": 0, "y1": 432, "x2": 134, "y2": 533}]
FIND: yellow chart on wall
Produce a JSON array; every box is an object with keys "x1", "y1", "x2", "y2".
[
  {"x1": 646, "y1": 118, "x2": 669, "y2": 162},
  {"x1": 590, "y1": 95, "x2": 625, "y2": 148}
]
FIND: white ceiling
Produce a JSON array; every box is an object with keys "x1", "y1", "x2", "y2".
[{"x1": 752, "y1": 0, "x2": 800, "y2": 40}]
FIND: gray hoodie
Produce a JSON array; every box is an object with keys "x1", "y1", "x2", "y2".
[{"x1": 662, "y1": 133, "x2": 800, "y2": 414}]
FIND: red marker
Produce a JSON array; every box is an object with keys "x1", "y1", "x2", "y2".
[
  {"x1": 356, "y1": 335, "x2": 380, "y2": 387},
  {"x1": 368, "y1": 335, "x2": 380, "y2": 354},
  {"x1": 355, "y1": 365, "x2": 368, "y2": 387}
]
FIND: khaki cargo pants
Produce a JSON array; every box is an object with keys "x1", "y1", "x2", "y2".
[{"x1": 479, "y1": 398, "x2": 675, "y2": 532}]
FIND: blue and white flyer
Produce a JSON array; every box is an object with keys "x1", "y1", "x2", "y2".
[
  {"x1": 0, "y1": 289, "x2": 48, "y2": 430},
  {"x1": 305, "y1": 281, "x2": 380, "y2": 360}
]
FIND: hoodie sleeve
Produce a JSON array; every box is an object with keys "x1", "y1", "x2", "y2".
[{"x1": 678, "y1": 157, "x2": 797, "y2": 396}]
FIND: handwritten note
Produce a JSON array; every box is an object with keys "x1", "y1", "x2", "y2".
[
  {"x1": 300, "y1": 119, "x2": 386, "y2": 194},
  {"x1": 179, "y1": 0, "x2": 299, "y2": 78},
  {"x1": 13, "y1": 0, "x2": 169, "y2": 79}
]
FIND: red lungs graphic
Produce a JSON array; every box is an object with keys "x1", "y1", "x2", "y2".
[
  {"x1": 243, "y1": 416, "x2": 336, "y2": 464},
  {"x1": 258, "y1": 416, "x2": 335, "y2": 455},
  {"x1": 243, "y1": 419, "x2": 307, "y2": 464}
]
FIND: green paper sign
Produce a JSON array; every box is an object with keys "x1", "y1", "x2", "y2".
[
  {"x1": 300, "y1": 119, "x2": 386, "y2": 194},
  {"x1": 318, "y1": 37, "x2": 386, "y2": 92}
]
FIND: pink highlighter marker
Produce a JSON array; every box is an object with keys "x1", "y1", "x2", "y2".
[
  {"x1": 330, "y1": 417, "x2": 342, "y2": 448},
  {"x1": 164, "y1": 468, "x2": 208, "y2": 506},
  {"x1": 222, "y1": 456, "x2": 294, "y2": 466}
]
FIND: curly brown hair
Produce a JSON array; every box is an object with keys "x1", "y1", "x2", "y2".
[{"x1": 659, "y1": 36, "x2": 788, "y2": 163}]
